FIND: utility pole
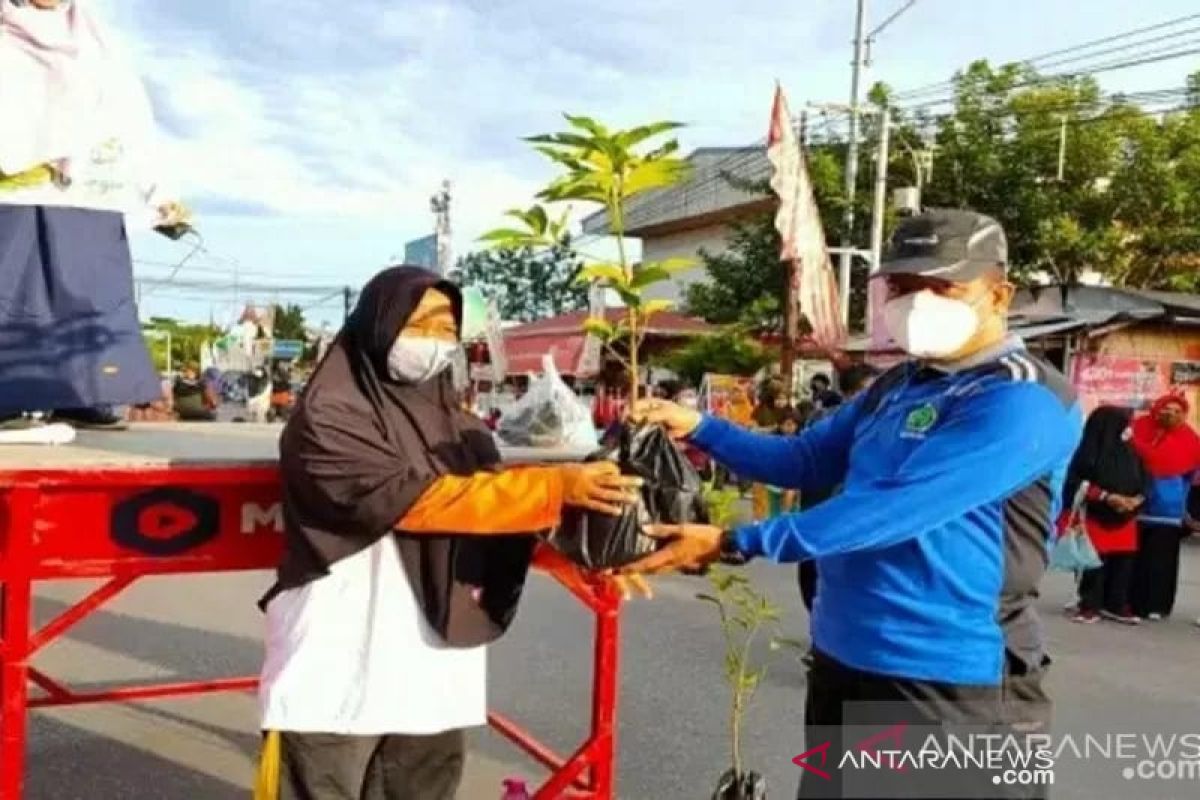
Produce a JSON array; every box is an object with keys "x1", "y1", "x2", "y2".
[
  {"x1": 868, "y1": 109, "x2": 892, "y2": 275},
  {"x1": 343, "y1": 286, "x2": 352, "y2": 322},
  {"x1": 431, "y1": 180, "x2": 453, "y2": 277},
  {"x1": 838, "y1": 0, "x2": 869, "y2": 327}
]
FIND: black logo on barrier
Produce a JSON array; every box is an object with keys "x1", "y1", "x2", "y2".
[{"x1": 110, "y1": 487, "x2": 220, "y2": 556}]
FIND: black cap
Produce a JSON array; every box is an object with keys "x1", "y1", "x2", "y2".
[{"x1": 879, "y1": 209, "x2": 1006, "y2": 282}]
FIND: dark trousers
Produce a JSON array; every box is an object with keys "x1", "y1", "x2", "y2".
[
  {"x1": 798, "y1": 650, "x2": 1012, "y2": 800},
  {"x1": 1131, "y1": 522, "x2": 1184, "y2": 618},
  {"x1": 798, "y1": 561, "x2": 818, "y2": 613},
  {"x1": 277, "y1": 729, "x2": 464, "y2": 800},
  {"x1": 1077, "y1": 553, "x2": 1135, "y2": 615}
]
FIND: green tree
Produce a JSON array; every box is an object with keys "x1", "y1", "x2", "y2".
[
  {"x1": 142, "y1": 317, "x2": 220, "y2": 373},
  {"x1": 457, "y1": 241, "x2": 587, "y2": 322},
  {"x1": 272, "y1": 303, "x2": 307, "y2": 341},
  {"x1": 654, "y1": 330, "x2": 774, "y2": 387}
]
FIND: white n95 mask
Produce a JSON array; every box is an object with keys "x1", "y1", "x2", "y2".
[
  {"x1": 386, "y1": 336, "x2": 457, "y2": 383},
  {"x1": 883, "y1": 290, "x2": 981, "y2": 359}
]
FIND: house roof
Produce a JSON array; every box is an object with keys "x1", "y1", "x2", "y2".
[
  {"x1": 1011, "y1": 284, "x2": 1200, "y2": 327},
  {"x1": 580, "y1": 147, "x2": 771, "y2": 237},
  {"x1": 505, "y1": 308, "x2": 714, "y2": 339}
]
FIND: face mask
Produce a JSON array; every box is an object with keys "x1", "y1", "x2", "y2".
[
  {"x1": 883, "y1": 289, "x2": 985, "y2": 359},
  {"x1": 386, "y1": 335, "x2": 456, "y2": 383}
]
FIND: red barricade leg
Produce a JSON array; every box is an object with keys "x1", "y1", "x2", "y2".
[
  {"x1": 588, "y1": 585, "x2": 620, "y2": 798},
  {"x1": 0, "y1": 488, "x2": 36, "y2": 800}
]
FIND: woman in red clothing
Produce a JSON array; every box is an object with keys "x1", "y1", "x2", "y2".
[{"x1": 1063, "y1": 406, "x2": 1151, "y2": 624}]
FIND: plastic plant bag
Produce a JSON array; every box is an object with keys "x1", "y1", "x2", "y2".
[
  {"x1": 497, "y1": 354, "x2": 598, "y2": 449},
  {"x1": 551, "y1": 423, "x2": 709, "y2": 569},
  {"x1": 711, "y1": 769, "x2": 767, "y2": 800}
]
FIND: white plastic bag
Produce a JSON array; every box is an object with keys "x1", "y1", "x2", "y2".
[{"x1": 498, "y1": 355, "x2": 598, "y2": 449}]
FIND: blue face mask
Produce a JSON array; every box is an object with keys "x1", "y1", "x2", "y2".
[{"x1": 386, "y1": 336, "x2": 457, "y2": 384}]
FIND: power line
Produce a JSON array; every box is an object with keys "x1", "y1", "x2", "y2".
[{"x1": 893, "y1": 11, "x2": 1200, "y2": 100}]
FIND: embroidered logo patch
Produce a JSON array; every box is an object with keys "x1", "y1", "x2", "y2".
[{"x1": 904, "y1": 403, "x2": 938, "y2": 435}]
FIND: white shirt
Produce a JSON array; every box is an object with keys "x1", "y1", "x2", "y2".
[{"x1": 258, "y1": 536, "x2": 487, "y2": 735}]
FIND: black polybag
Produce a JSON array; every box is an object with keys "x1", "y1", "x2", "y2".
[
  {"x1": 551, "y1": 423, "x2": 709, "y2": 569},
  {"x1": 712, "y1": 769, "x2": 767, "y2": 800}
]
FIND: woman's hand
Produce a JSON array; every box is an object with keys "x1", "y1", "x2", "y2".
[
  {"x1": 560, "y1": 462, "x2": 641, "y2": 516},
  {"x1": 630, "y1": 398, "x2": 702, "y2": 439}
]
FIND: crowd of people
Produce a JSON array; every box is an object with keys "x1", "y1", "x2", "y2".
[{"x1": 1062, "y1": 394, "x2": 1200, "y2": 626}]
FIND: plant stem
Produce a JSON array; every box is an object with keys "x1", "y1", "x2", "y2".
[{"x1": 609, "y1": 181, "x2": 639, "y2": 405}]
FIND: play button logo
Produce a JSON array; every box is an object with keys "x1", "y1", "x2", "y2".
[
  {"x1": 138, "y1": 503, "x2": 199, "y2": 540},
  {"x1": 111, "y1": 487, "x2": 220, "y2": 556}
]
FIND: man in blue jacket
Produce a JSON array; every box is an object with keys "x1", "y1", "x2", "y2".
[{"x1": 630, "y1": 209, "x2": 1083, "y2": 799}]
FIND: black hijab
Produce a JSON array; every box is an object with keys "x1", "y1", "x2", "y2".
[
  {"x1": 275, "y1": 266, "x2": 536, "y2": 647},
  {"x1": 1064, "y1": 405, "x2": 1150, "y2": 527}
]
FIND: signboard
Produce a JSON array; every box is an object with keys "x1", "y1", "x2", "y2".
[
  {"x1": 1072, "y1": 355, "x2": 1168, "y2": 413},
  {"x1": 1170, "y1": 361, "x2": 1200, "y2": 386},
  {"x1": 271, "y1": 339, "x2": 305, "y2": 360},
  {"x1": 404, "y1": 234, "x2": 438, "y2": 270}
]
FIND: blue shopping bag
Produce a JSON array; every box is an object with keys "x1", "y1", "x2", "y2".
[{"x1": 1050, "y1": 482, "x2": 1102, "y2": 572}]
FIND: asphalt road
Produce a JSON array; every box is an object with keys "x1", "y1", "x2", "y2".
[{"x1": 21, "y1": 543, "x2": 1200, "y2": 800}]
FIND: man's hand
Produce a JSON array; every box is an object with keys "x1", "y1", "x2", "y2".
[
  {"x1": 560, "y1": 462, "x2": 641, "y2": 516},
  {"x1": 618, "y1": 523, "x2": 724, "y2": 575},
  {"x1": 629, "y1": 399, "x2": 702, "y2": 439}
]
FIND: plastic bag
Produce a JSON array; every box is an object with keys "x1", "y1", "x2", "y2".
[
  {"x1": 497, "y1": 355, "x2": 598, "y2": 449},
  {"x1": 1050, "y1": 482, "x2": 1101, "y2": 572},
  {"x1": 552, "y1": 423, "x2": 709, "y2": 569},
  {"x1": 1049, "y1": 532, "x2": 1101, "y2": 572},
  {"x1": 712, "y1": 769, "x2": 767, "y2": 800}
]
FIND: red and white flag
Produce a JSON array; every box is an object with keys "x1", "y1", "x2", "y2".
[{"x1": 767, "y1": 84, "x2": 846, "y2": 349}]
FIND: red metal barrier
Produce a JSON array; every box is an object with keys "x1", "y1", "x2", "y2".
[{"x1": 0, "y1": 465, "x2": 620, "y2": 800}]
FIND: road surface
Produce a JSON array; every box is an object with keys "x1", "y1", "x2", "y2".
[{"x1": 22, "y1": 543, "x2": 1200, "y2": 799}]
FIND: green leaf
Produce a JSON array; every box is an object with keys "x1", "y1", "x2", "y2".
[
  {"x1": 613, "y1": 285, "x2": 642, "y2": 308},
  {"x1": 695, "y1": 593, "x2": 722, "y2": 606},
  {"x1": 577, "y1": 263, "x2": 628, "y2": 286},
  {"x1": 642, "y1": 299, "x2": 674, "y2": 317},
  {"x1": 563, "y1": 114, "x2": 611, "y2": 138},
  {"x1": 477, "y1": 228, "x2": 533, "y2": 243},
  {"x1": 581, "y1": 319, "x2": 616, "y2": 340},
  {"x1": 650, "y1": 256, "x2": 697, "y2": 275},
  {"x1": 772, "y1": 637, "x2": 807, "y2": 651},
  {"x1": 614, "y1": 121, "x2": 685, "y2": 149},
  {"x1": 630, "y1": 266, "x2": 669, "y2": 289},
  {"x1": 623, "y1": 157, "x2": 691, "y2": 197}
]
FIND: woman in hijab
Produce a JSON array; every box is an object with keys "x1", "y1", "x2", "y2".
[
  {"x1": 1061, "y1": 406, "x2": 1149, "y2": 624},
  {"x1": 258, "y1": 267, "x2": 643, "y2": 800},
  {"x1": 1129, "y1": 394, "x2": 1200, "y2": 621},
  {"x1": 0, "y1": 0, "x2": 188, "y2": 432}
]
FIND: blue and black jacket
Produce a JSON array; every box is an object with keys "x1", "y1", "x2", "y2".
[{"x1": 690, "y1": 340, "x2": 1083, "y2": 686}]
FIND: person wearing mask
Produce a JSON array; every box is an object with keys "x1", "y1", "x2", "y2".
[
  {"x1": 172, "y1": 362, "x2": 218, "y2": 422},
  {"x1": 796, "y1": 362, "x2": 881, "y2": 613},
  {"x1": 629, "y1": 210, "x2": 1082, "y2": 799},
  {"x1": 1129, "y1": 394, "x2": 1200, "y2": 621},
  {"x1": 257, "y1": 267, "x2": 644, "y2": 799},
  {"x1": 1061, "y1": 406, "x2": 1148, "y2": 624},
  {"x1": 0, "y1": 0, "x2": 189, "y2": 432}
]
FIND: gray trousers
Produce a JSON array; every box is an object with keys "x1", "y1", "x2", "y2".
[{"x1": 278, "y1": 729, "x2": 465, "y2": 800}]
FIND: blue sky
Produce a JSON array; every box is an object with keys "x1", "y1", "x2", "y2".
[{"x1": 95, "y1": 0, "x2": 1200, "y2": 325}]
